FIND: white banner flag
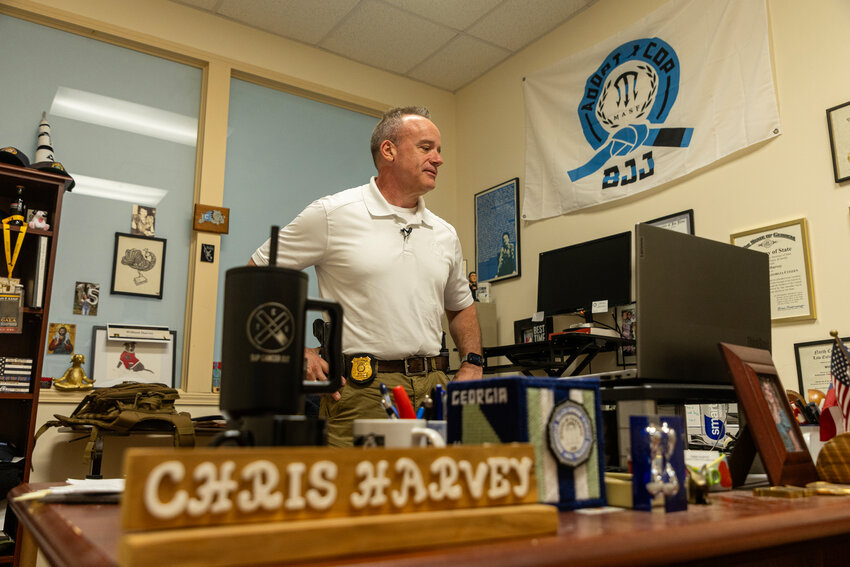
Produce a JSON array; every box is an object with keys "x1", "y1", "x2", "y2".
[{"x1": 523, "y1": 0, "x2": 779, "y2": 220}]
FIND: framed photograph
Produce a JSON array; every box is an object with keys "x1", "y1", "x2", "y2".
[
  {"x1": 111, "y1": 232, "x2": 167, "y2": 299},
  {"x1": 73, "y1": 281, "x2": 100, "y2": 316},
  {"x1": 513, "y1": 317, "x2": 553, "y2": 344},
  {"x1": 475, "y1": 178, "x2": 520, "y2": 284},
  {"x1": 90, "y1": 325, "x2": 176, "y2": 387},
  {"x1": 720, "y1": 343, "x2": 818, "y2": 487},
  {"x1": 130, "y1": 204, "x2": 156, "y2": 237},
  {"x1": 643, "y1": 209, "x2": 694, "y2": 235},
  {"x1": 794, "y1": 337, "x2": 847, "y2": 403},
  {"x1": 730, "y1": 218, "x2": 816, "y2": 323},
  {"x1": 615, "y1": 303, "x2": 637, "y2": 366},
  {"x1": 826, "y1": 100, "x2": 850, "y2": 183}
]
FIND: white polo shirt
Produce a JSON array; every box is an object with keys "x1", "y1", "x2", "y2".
[{"x1": 252, "y1": 178, "x2": 473, "y2": 359}]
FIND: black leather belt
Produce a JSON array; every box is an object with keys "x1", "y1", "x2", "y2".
[{"x1": 344, "y1": 355, "x2": 448, "y2": 376}]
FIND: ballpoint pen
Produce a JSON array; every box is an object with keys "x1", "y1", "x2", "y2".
[
  {"x1": 379, "y1": 382, "x2": 399, "y2": 418},
  {"x1": 434, "y1": 384, "x2": 445, "y2": 420}
]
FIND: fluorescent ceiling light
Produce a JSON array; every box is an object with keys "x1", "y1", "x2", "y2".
[
  {"x1": 72, "y1": 174, "x2": 168, "y2": 206},
  {"x1": 50, "y1": 87, "x2": 198, "y2": 146}
]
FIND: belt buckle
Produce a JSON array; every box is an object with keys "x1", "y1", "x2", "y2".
[{"x1": 403, "y1": 357, "x2": 427, "y2": 376}]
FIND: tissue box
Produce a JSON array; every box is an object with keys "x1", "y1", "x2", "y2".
[{"x1": 447, "y1": 376, "x2": 605, "y2": 510}]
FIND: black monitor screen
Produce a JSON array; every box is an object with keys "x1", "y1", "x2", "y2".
[
  {"x1": 537, "y1": 231, "x2": 632, "y2": 319},
  {"x1": 635, "y1": 223, "x2": 771, "y2": 384}
]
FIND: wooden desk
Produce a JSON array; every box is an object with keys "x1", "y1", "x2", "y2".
[{"x1": 9, "y1": 482, "x2": 848, "y2": 566}]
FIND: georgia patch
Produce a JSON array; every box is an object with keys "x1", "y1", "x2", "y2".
[
  {"x1": 547, "y1": 399, "x2": 594, "y2": 468},
  {"x1": 348, "y1": 354, "x2": 375, "y2": 386}
]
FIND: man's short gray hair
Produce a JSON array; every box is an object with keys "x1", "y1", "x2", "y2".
[{"x1": 370, "y1": 106, "x2": 431, "y2": 167}]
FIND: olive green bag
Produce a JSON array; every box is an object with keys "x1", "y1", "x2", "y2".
[{"x1": 35, "y1": 381, "x2": 195, "y2": 463}]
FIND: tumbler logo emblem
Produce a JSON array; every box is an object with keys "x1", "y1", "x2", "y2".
[{"x1": 247, "y1": 302, "x2": 294, "y2": 353}]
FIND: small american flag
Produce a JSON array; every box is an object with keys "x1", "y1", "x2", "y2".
[{"x1": 830, "y1": 337, "x2": 850, "y2": 433}]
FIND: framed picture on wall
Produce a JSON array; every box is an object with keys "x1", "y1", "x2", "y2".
[
  {"x1": 475, "y1": 178, "x2": 520, "y2": 284},
  {"x1": 111, "y1": 233, "x2": 167, "y2": 299},
  {"x1": 730, "y1": 218, "x2": 816, "y2": 323},
  {"x1": 90, "y1": 325, "x2": 176, "y2": 388},
  {"x1": 644, "y1": 209, "x2": 694, "y2": 235},
  {"x1": 826, "y1": 100, "x2": 850, "y2": 183},
  {"x1": 794, "y1": 337, "x2": 847, "y2": 404}
]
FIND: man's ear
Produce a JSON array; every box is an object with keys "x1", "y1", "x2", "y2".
[{"x1": 379, "y1": 139, "x2": 395, "y2": 162}]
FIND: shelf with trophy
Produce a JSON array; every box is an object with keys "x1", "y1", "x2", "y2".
[{"x1": 0, "y1": 137, "x2": 73, "y2": 565}]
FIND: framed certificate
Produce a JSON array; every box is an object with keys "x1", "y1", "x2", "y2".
[
  {"x1": 730, "y1": 218, "x2": 816, "y2": 323},
  {"x1": 475, "y1": 178, "x2": 520, "y2": 284},
  {"x1": 644, "y1": 209, "x2": 694, "y2": 235},
  {"x1": 794, "y1": 338, "x2": 846, "y2": 403},
  {"x1": 826, "y1": 100, "x2": 850, "y2": 183}
]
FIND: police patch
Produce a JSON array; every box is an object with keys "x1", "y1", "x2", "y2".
[
  {"x1": 547, "y1": 399, "x2": 594, "y2": 468},
  {"x1": 348, "y1": 354, "x2": 375, "y2": 386}
]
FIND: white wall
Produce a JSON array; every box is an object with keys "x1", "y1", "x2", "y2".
[{"x1": 455, "y1": 0, "x2": 850, "y2": 388}]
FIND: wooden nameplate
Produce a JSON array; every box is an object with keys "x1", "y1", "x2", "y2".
[{"x1": 120, "y1": 444, "x2": 557, "y2": 566}]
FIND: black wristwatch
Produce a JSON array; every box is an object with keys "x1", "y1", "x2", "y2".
[{"x1": 460, "y1": 353, "x2": 484, "y2": 367}]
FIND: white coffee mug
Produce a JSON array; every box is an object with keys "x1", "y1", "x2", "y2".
[{"x1": 353, "y1": 419, "x2": 446, "y2": 448}]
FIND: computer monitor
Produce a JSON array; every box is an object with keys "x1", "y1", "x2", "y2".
[
  {"x1": 635, "y1": 223, "x2": 771, "y2": 384},
  {"x1": 537, "y1": 231, "x2": 632, "y2": 324}
]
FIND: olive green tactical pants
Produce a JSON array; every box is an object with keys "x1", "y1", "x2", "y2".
[{"x1": 319, "y1": 370, "x2": 448, "y2": 447}]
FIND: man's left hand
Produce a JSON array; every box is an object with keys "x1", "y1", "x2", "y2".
[{"x1": 453, "y1": 362, "x2": 483, "y2": 382}]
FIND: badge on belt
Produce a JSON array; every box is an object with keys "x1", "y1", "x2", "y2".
[{"x1": 348, "y1": 353, "x2": 376, "y2": 386}]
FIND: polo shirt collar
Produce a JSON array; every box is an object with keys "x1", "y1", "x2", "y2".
[{"x1": 364, "y1": 177, "x2": 433, "y2": 227}]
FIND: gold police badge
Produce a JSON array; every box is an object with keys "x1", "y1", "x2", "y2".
[{"x1": 349, "y1": 355, "x2": 375, "y2": 386}]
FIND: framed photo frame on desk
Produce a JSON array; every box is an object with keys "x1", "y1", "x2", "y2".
[
  {"x1": 513, "y1": 317, "x2": 553, "y2": 344},
  {"x1": 719, "y1": 343, "x2": 818, "y2": 487},
  {"x1": 615, "y1": 303, "x2": 637, "y2": 366}
]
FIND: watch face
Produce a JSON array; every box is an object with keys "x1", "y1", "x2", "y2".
[{"x1": 465, "y1": 353, "x2": 483, "y2": 366}]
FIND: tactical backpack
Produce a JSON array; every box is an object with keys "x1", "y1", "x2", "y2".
[{"x1": 35, "y1": 381, "x2": 195, "y2": 463}]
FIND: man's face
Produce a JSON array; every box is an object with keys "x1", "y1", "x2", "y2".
[{"x1": 391, "y1": 115, "x2": 443, "y2": 197}]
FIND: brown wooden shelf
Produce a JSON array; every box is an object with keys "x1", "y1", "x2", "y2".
[{"x1": 0, "y1": 391, "x2": 34, "y2": 400}]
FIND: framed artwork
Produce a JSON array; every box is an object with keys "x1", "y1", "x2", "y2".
[
  {"x1": 794, "y1": 337, "x2": 848, "y2": 404},
  {"x1": 475, "y1": 178, "x2": 520, "y2": 284},
  {"x1": 826, "y1": 100, "x2": 850, "y2": 183},
  {"x1": 615, "y1": 303, "x2": 637, "y2": 366},
  {"x1": 111, "y1": 232, "x2": 167, "y2": 299},
  {"x1": 90, "y1": 325, "x2": 176, "y2": 387},
  {"x1": 643, "y1": 209, "x2": 694, "y2": 235},
  {"x1": 46, "y1": 322, "x2": 76, "y2": 355},
  {"x1": 730, "y1": 218, "x2": 816, "y2": 323},
  {"x1": 513, "y1": 317, "x2": 553, "y2": 344},
  {"x1": 719, "y1": 343, "x2": 818, "y2": 487}
]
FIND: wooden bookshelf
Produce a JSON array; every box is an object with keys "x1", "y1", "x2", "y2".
[{"x1": 0, "y1": 162, "x2": 68, "y2": 565}]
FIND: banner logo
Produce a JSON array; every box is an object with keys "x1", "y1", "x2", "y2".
[{"x1": 568, "y1": 38, "x2": 694, "y2": 185}]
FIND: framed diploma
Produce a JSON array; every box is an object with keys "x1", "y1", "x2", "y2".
[
  {"x1": 730, "y1": 218, "x2": 816, "y2": 323},
  {"x1": 644, "y1": 209, "x2": 694, "y2": 235},
  {"x1": 826, "y1": 100, "x2": 850, "y2": 183},
  {"x1": 475, "y1": 178, "x2": 520, "y2": 284},
  {"x1": 794, "y1": 338, "x2": 846, "y2": 404}
]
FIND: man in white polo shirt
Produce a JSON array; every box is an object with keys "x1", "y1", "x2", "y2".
[{"x1": 250, "y1": 106, "x2": 483, "y2": 446}]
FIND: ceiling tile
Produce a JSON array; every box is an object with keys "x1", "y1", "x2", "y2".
[
  {"x1": 216, "y1": 0, "x2": 359, "y2": 44},
  {"x1": 382, "y1": 0, "x2": 502, "y2": 30},
  {"x1": 320, "y1": 0, "x2": 457, "y2": 74},
  {"x1": 467, "y1": 0, "x2": 591, "y2": 51},
  {"x1": 408, "y1": 34, "x2": 510, "y2": 91}
]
